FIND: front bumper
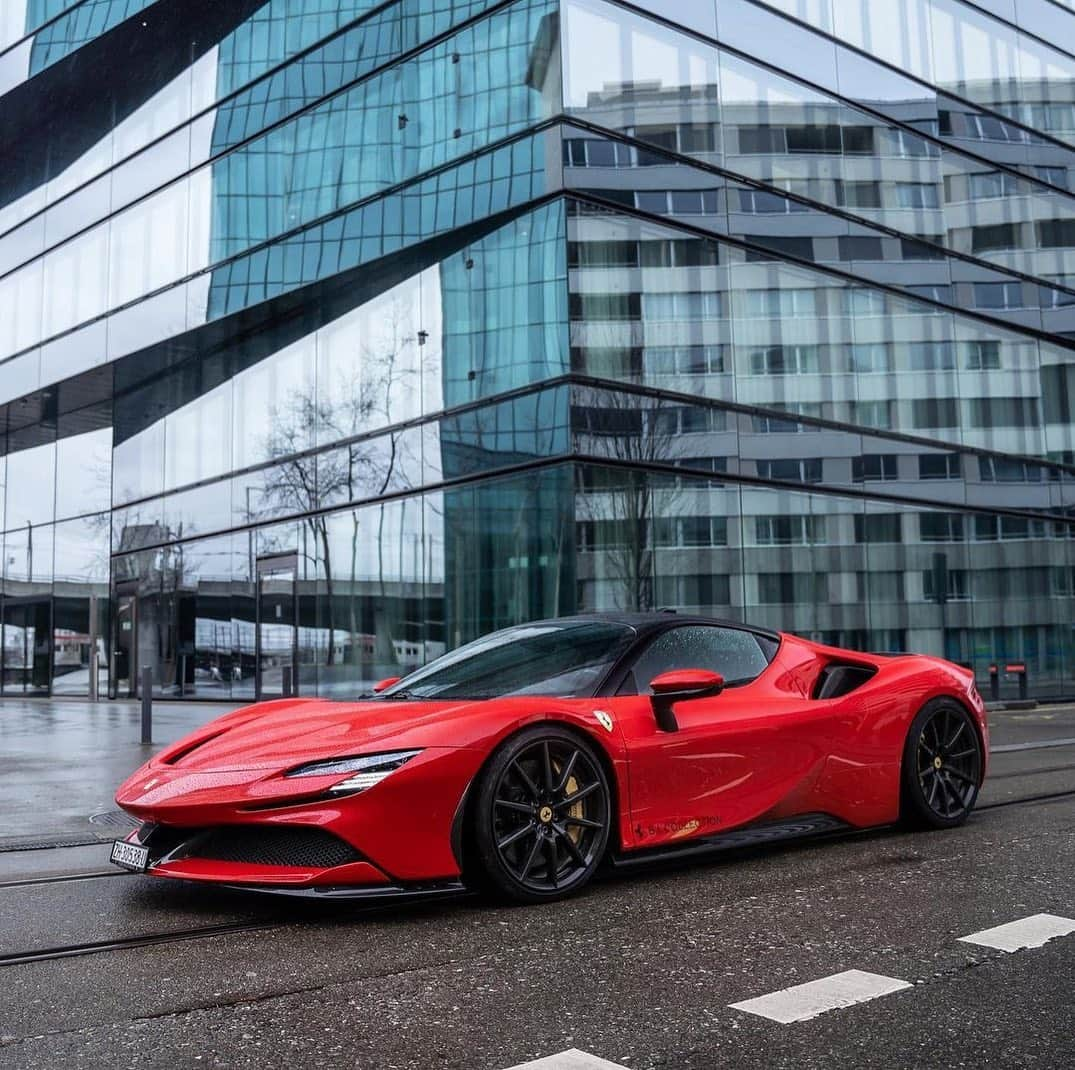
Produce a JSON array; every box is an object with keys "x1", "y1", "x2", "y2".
[
  {"x1": 113, "y1": 745, "x2": 487, "y2": 886},
  {"x1": 114, "y1": 822, "x2": 469, "y2": 901}
]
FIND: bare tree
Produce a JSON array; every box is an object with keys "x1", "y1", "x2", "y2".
[
  {"x1": 256, "y1": 295, "x2": 420, "y2": 669},
  {"x1": 574, "y1": 388, "x2": 683, "y2": 612}
]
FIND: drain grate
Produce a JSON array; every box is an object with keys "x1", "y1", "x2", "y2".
[{"x1": 89, "y1": 810, "x2": 139, "y2": 831}]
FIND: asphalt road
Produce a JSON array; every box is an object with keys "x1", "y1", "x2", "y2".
[{"x1": 0, "y1": 710, "x2": 1072, "y2": 1069}]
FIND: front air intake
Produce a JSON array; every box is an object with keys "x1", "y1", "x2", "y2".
[{"x1": 142, "y1": 823, "x2": 361, "y2": 868}]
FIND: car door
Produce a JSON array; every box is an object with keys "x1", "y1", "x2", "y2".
[{"x1": 611, "y1": 624, "x2": 835, "y2": 850}]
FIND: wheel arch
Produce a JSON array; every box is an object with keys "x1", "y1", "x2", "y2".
[
  {"x1": 901, "y1": 691, "x2": 987, "y2": 789},
  {"x1": 452, "y1": 717, "x2": 624, "y2": 879}
]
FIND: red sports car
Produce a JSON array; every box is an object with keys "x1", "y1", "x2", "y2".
[{"x1": 112, "y1": 614, "x2": 988, "y2": 903}]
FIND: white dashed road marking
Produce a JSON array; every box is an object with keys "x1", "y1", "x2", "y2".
[
  {"x1": 959, "y1": 913, "x2": 1075, "y2": 952},
  {"x1": 728, "y1": 969, "x2": 912, "y2": 1024},
  {"x1": 506, "y1": 1050, "x2": 628, "y2": 1069}
]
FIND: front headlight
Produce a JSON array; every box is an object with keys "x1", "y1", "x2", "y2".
[{"x1": 284, "y1": 750, "x2": 421, "y2": 795}]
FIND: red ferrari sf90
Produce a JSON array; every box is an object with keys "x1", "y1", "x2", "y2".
[{"x1": 112, "y1": 614, "x2": 988, "y2": 903}]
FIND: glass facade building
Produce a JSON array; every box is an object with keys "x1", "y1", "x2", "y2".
[{"x1": 2, "y1": 0, "x2": 1075, "y2": 701}]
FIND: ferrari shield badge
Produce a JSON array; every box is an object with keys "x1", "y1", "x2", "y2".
[{"x1": 593, "y1": 710, "x2": 614, "y2": 733}]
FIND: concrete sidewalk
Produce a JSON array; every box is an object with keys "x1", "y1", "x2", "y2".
[{"x1": 0, "y1": 698, "x2": 238, "y2": 847}]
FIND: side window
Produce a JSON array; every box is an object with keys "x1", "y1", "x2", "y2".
[{"x1": 622, "y1": 625, "x2": 772, "y2": 695}]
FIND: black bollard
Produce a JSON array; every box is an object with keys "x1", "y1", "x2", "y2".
[{"x1": 141, "y1": 666, "x2": 153, "y2": 745}]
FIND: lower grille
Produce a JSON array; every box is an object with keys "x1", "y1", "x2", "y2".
[{"x1": 144, "y1": 824, "x2": 361, "y2": 869}]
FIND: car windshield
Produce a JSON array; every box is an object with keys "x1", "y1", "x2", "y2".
[{"x1": 378, "y1": 621, "x2": 637, "y2": 700}]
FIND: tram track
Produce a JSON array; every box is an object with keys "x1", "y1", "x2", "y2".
[
  {"x1": 0, "y1": 920, "x2": 281, "y2": 968},
  {"x1": 0, "y1": 870, "x2": 128, "y2": 891}
]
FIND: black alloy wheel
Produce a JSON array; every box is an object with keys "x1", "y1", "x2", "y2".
[
  {"x1": 902, "y1": 698, "x2": 983, "y2": 828},
  {"x1": 471, "y1": 726, "x2": 611, "y2": 903}
]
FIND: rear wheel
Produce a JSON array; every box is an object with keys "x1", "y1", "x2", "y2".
[
  {"x1": 901, "y1": 698, "x2": 982, "y2": 828},
  {"x1": 470, "y1": 726, "x2": 611, "y2": 904}
]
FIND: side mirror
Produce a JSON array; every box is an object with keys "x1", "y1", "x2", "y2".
[
  {"x1": 649, "y1": 669, "x2": 724, "y2": 732},
  {"x1": 373, "y1": 676, "x2": 401, "y2": 693}
]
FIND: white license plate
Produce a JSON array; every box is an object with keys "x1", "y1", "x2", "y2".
[{"x1": 110, "y1": 839, "x2": 150, "y2": 872}]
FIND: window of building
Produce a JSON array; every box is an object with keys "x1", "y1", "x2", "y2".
[
  {"x1": 963, "y1": 340, "x2": 1001, "y2": 369},
  {"x1": 639, "y1": 238, "x2": 720, "y2": 268},
  {"x1": 744, "y1": 235, "x2": 816, "y2": 261},
  {"x1": 854, "y1": 514, "x2": 903, "y2": 543},
  {"x1": 972, "y1": 223, "x2": 1023, "y2": 253},
  {"x1": 913, "y1": 397, "x2": 960, "y2": 428},
  {"x1": 754, "y1": 515, "x2": 827, "y2": 545},
  {"x1": 737, "y1": 188, "x2": 808, "y2": 214},
  {"x1": 900, "y1": 237, "x2": 947, "y2": 260},
  {"x1": 895, "y1": 182, "x2": 940, "y2": 208},
  {"x1": 833, "y1": 180, "x2": 882, "y2": 208},
  {"x1": 653, "y1": 574, "x2": 733, "y2": 607},
  {"x1": 680, "y1": 516, "x2": 727, "y2": 547},
  {"x1": 967, "y1": 170, "x2": 1022, "y2": 200},
  {"x1": 757, "y1": 572, "x2": 829, "y2": 604},
  {"x1": 755, "y1": 458, "x2": 824, "y2": 482},
  {"x1": 884, "y1": 126, "x2": 936, "y2": 156},
  {"x1": 844, "y1": 289, "x2": 888, "y2": 316},
  {"x1": 919, "y1": 452, "x2": 962, "y2": 480},
  {"x1": 906, "y1": 341, "x2": 956, "y2": 370},
  {"x1": 850, "y1": 400, "x2": 893, "y2": 429},
  {"x1": 749, "y1": 345, "x2": 820, "y2": 375},
  {"x1": 923, "y1": 567, "x2": 970, "y2": 601},
  {"x1": 752, "y1": 403, "x2": 823, "y2": 432},
  {"x1": 920, "y1": 513, "x2": 965, "y2": 541},
  {"x1": 967, "y1": 397, "x2": 1040, "y2": 428},
  {"x1": 652, "y1": 406, "x2": 726, "y2": 435},
  {"x1": 853, "y1": 454, "x2": 899, "y2": 482},
  {"x1": 1037, "y1": 219, "x2": 1075, "y2": 249},
  {"x1": 738, "y1": 125, "x2": 787, "y2": 154},
  {"x1": 837, "y1": 235, "x2": 884, "y2": 260},
  {"x1": 848, "y1": 343, "x2": 893, "y2": 373},
  {"x1": 974, "y1": 282, "x2": 1024, "y2": 309},
  {"x1": 569, "y1": 292, "x2": 640, "y2": 321},
  {"x1": 563, "y1": 138, "x2": 633, "y2": 168},
  {"x1": 785, "y1": 124, "x2": 843, "y2": 153},
  {"x1": 642, "y1": 345, "x2": 725, "y2": 375},
  {"x1": 642, "y1": 291, "x2": 722, "y2": 321},
  {"x1": 653, "y1": 456, "x2": 728, "y2": 488},
  {"x1": 1035, "y1": 165, "x2": 1068, "y2": 189},
  {"x1": 964, "y1": 114, "x2": 1028, "y2": 142},
  {"x1": 979, "y1": 457, "x2": 1044, "y2": 482},
  {"x1": 568, "y1": 240, "x2": 638, "y2": 268},
  {"x1": 857, "y1": 571, "x2": 905, "y2": 601},
  {"x1": 742, "y1": 287, "x2": 819, "y2": 317}
]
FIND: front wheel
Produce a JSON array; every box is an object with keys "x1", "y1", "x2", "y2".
[
  {"x1": 470, "y1": 726, "x2": 611, "y2": 904},
  {"x1": 901, "y1": 698, "x2": 983, "y2": 828}
]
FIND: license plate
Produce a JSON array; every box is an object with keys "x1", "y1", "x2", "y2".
[{"x1": 110, "y1": 839, "x2": 150, "y2": 872}]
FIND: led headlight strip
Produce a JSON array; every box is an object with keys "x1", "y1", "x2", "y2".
[{"x1": 285, "y1": 750, "x2": 421, "y2": 795}]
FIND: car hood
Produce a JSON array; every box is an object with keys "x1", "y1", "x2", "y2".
[{"x1": 148, "y1": 694, "x2": 549, "y2": 773}]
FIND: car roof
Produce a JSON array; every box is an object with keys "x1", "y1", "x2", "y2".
[{"x1": 537, "y1": 612, "x2": 782, "y2": 644}]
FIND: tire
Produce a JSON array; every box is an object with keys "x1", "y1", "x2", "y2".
[
  {"x1": 901, "y1": 698, "x2": 983, "y2": 829},
  {"x1": 469, "y1": 725, "x2": 611, "y2": 904}
]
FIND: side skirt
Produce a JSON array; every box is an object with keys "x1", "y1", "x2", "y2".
[{"x1": 608, "y1": 813, "x2": 852, "y2": 870}]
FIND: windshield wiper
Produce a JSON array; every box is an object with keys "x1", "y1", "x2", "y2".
[{"x1": 379, "y1": 688, "x2": 417, "y2": 700}]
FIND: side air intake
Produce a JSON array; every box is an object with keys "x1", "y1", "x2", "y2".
[{"x1": 813, "y1": 662, "x2": 877, "y2": 700}]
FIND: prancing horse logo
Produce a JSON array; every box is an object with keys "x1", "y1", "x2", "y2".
[{"x1": 593, "y1": 710, "x2": 614, "y2": 733}]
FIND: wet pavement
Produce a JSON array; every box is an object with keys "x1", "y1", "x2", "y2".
[{"x1": 0, "y1": 699, "x2": 235, "y2": 845}]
